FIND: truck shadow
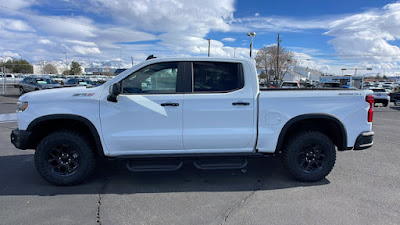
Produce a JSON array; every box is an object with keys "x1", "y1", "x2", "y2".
[{"x1": 0, "y1": 154, "x2": 330, "y2": 196}]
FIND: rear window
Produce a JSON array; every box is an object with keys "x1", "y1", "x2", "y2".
[
  {"x1": 372, "y1": 89, "x2": 385, "y2": 92},
  {"x1": 193, "y1": 62, "x2": 244, "y2": 92}
]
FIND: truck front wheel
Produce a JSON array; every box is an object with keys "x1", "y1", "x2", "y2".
[
  {"x1": 34, "y1": 130, "x2": 96, "y2": 185},
  {"x1": 282, "y1": 131, "x2": 336, "y2": 182}
]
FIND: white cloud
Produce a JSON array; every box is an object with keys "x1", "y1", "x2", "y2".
[
  {"x1": 28, "y1": 15, "x2": 97, "y2": 38},
  {"x1": 0, "y1": 51, "x2": 20, "y2": 58},
  {"x1": 0, "y1": 0, "x2": 36, "y2": 10},
  {"x1": 324, "y1": 2, "x2": 400, "y2": 68},
  {"x1": 222, "y1": 37, "x2": 236, "y2": 42},
  {"x1": 231, "y1": 16, "x2": 330, "y2": 33},
  {"x1": 72, "y1": 45, "x2": 101, "y2": 55},
  {"x1": 0, "y1": 19, "x2": 34, "y2": 32},
  {"x1": 88, "y1": 0, "x2": 234, "y2": 36},
  {"x1": 67, "y1": 40, "x2": 97, "y2": 47},
  {"x1": 255, "y1": 13, "x2": 260, "y2": 17},
  {"x1": 38, "y1": 39, "x2": 53, "y2": 45}
]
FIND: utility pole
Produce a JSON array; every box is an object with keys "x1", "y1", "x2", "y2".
[
  {"x1": 276, "y1": 33, "x2": 281, "y2": 86},
  {"x1": 2, "y1": 66, "x2": 6, "y2": 95},
  {"x1": 207, "y1": 39, "x2": 211, "y2": 57},
  {"x1": 233, "y1": 48, "x2": 237, "y2": 58}
]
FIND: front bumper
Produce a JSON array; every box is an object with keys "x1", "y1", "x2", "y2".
[
  {"x1": 10, "y1": 129, "x2": 32, "y2": 150},
  {"x1": 353, "y1": 131, "x2": 374, "y2": 150}
]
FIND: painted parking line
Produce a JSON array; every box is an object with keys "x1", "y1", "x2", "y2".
[{"x1": 0, "y1": 113, "x2": 17, "y2": 123}]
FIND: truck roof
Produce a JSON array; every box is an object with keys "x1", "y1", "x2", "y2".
[{"x1": 143, "y1": 57, "x2": 255, "y2": 64}]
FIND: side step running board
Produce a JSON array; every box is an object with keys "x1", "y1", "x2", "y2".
[
  {"x1": 193, "y1": 157, "x2": 248, "y2": 170},
  {"x1": 126, "y1": 158, "x2": 183, "y2": 172},
  {"x1": 125, "y1": 157, "x2": 249, "y2": 172}
]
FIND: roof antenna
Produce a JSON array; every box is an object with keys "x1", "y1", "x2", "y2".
[{"x1": 146, "y1": 55, "x2": 157, "y2": 60}]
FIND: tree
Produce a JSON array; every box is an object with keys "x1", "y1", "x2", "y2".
[
  {"x1": 0, "y1": 59, "x2": 33, "y2": 73},
  {"x1": 43, "y1": 64, "x2": 58, "y2": 74},
  {"x1": 375, "y1": 73, "x2": 381, "y2": 80},
  {"x1": 255, "y1": 45, "x2": 295, "y2": 87},
  {"x1": 69, "y1": 61, "x2": 82, "y2": 75},
  {"x1": 383, "y1": 75, "x2": 388, "y2": 80}
]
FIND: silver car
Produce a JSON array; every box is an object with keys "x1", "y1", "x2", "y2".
[{"x1": 19, "y1": 77, "x2": 62, "y2": 95}]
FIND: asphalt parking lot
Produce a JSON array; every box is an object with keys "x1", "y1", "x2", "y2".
[{"x1": 0, "y1": 87, "x2": 399, "y2": 225}]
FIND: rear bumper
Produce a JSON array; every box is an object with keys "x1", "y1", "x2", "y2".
[
  {"x1": 353, "y1": 131, "x2": 374, "y2": 150},
  {"x1": 10, "y1": 129, "x2": 31, "y2": 150}
]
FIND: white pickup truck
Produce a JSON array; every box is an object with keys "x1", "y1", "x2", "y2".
[{"x1": 11, "y1": 58, "x2": 375, "y2": 185}]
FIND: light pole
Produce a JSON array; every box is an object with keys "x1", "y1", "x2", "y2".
[
  {"x1": 246, "y1": 32, "x2": 256, "y2": 58},
  {"x1": 207, "y1": 39, "x2": 211, "y2": 57}
]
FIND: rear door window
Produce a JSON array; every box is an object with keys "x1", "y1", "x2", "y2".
[{"x1": 192, "y1": 62, "x2": 244, "y2": 93}]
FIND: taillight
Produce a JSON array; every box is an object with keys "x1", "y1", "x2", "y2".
[
  {"x1": 366, "y1": 95, "x2": 374, "y2": 122},
  {"x1": 388, "y1": 93, "x2": 390, "y2": 96}
]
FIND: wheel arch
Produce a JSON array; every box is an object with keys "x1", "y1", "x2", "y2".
[
  {"x1": 276, "y1": 114, "x2": 348, "y2": 152},
  {"x1": 27, "y1": 114, "x2": 104, "y2": 156}
]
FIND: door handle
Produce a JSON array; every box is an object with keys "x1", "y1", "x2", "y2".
[
  {"x1": 232, "y1": 102, "x2": 250, "y2": 106},
  {"x1": 161, "y1": 103, "x2": 179, "y2": 107}
]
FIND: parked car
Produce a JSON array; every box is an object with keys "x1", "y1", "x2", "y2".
[
  {"x1": 382, "y1": 82, "x2": 394, "y2": 90},
  {"x1": 390, "y1": 91, "x2": 400, "y2": 103},
  {"x1": 371, "y1": 88, "x2": 390, "y2": 107},
  {"x1": 19, "y1": 77, "x2": 62, "y2": 95},
  {"x1": 64, "y1": 78, "x2": 97, "y2": 87},
  {"x1": 280, "y1": 81, "x2": 300, "y2": 89},
  {"x1": 11, "y1": 57, "x2": 374, "y2": 185}
]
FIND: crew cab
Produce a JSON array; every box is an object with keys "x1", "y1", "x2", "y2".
[{"x1": 11, "y1": 58, "x2": 375, "y2": 185}]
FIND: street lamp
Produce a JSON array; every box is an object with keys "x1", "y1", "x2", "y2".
[
  {"x1": 246, "y1": 32, "x2": 256, "y2": 58},
  {"x1": 207, "y1": 39, "x2": 211, "y2": 57}
]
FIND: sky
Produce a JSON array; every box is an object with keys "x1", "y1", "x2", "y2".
[{"x1": 1, "y1": 0, "x2": 400, "y2": 75}]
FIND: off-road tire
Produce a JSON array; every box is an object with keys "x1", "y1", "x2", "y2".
[
  {"x1": 282, "y1": 131, "x2": 336, "y2": 182},
  {"x1": 34, "y1": 130, "x2": 96, "y2": 186}
]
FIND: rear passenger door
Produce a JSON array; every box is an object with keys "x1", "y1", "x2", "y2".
[{"x1": 183, "y1": 61, "x2": 256, "y2": 152}]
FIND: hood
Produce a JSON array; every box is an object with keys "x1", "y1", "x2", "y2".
[{"x1": 19, "y1": 86, "x2": 104, "y2": 102}]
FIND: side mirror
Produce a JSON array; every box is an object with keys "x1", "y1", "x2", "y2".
[{"x1": 107, "y1": 83, "x2": 121, "y2": 102}]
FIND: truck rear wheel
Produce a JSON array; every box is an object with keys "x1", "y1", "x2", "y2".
[
  {"x1": 282, "y1": 131, "x2": 336, "y2": 182},
  {"x1": 34, "y1": 130, "x2": 96, "y2": 185}
]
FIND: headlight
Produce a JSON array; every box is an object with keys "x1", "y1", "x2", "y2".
[{"x1": 17, "y1": 101, "x2": 28, "y2": 112}]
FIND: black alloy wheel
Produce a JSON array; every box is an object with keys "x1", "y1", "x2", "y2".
[
  {"x1": 47, "y1": 144, "x2": 80, "y2": 176},
  {"x1": 297, "y1": 144, "x2": 326, "y2": 172},
  {"x1": 282, "y1": 131, "x2": 336, "y2": 182},
  {"x1": 35, "y1": 130, "x2": 96, "y2": 185}
]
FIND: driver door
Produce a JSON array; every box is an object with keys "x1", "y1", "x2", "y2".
[{"x1": 100, "y1": 62, "x2": 185, "y2": 156}]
